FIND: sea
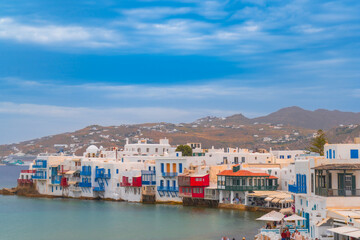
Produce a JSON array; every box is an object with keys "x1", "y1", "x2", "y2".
[{"x1": 0, "y1": 165, "x2": 264, "y2": 240}]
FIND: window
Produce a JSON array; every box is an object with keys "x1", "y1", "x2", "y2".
[
  {"x1": 351, "y1": 149, "x2": 359, "y2": 159},
  {"x1": 287, "y1": 155, "x2": 291, "y2": 159},
  {"x1": 161, "y1": 163, "x2": 164, "y2": 173},
  {"x1": 179, "y1": 163, "x2": 183, "y2": 173},
  {"x1": 242, "y1": 178, "x2": 246, "y2": 186},
  {"x1": 249, "y1": 179, "x2": 252, "y2": 186},
  {"x1": 155, "y1": 148, "x2": 158, "y2": 153},
  {"x1": 116, "y1": 169, "x2": 119, "y2": 174},
  {"x1": 311, "y1": 173, "x2": 314, "y2": 193},
  {"x1": 234, "y1": 157, "x2": 239, "y2": 164},
  {"x1": 146, "y1": 148, "x2": 149, "y2": 153},
  {"x1": 117, "y1": 183, "x2": 120, "y2": 187},
  {"x1": 280, "y1": 155, "x2": 284, "y2": 159}
]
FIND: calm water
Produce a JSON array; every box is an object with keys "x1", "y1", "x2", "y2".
[{"x1": 0, "y1": 166, "x2": 264, "y2": 240}]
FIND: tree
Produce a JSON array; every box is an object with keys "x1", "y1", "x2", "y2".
[
  {"x1": 175, "y1": 145, "x2": 193, "y2": 156},
  {"x1": 308, "y1": 129, "x2": 327, "y2": 156}
]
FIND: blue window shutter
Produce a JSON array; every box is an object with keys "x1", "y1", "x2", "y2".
[
  {"x1": 329, "y1": 150, "x2": 332, "y2": 159},
  {"x1": 351, "y1": 149, "x2": 359, "y2": 159},
  {"x1": 333, "y1": 150, "x2": 335, "y2": 159},
  {"x1": 326, "y1": 151, "x2": 328, "y2": 159},
  {"x1": 179, "y1": 163, "x2": 183, "y2": 173},
  {"x1": 161, "y1": 163, "x2": 164, "y2": 173}
]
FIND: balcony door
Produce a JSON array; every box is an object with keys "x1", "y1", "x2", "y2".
[
  {"x1": 173, "y1": 163, "x2": 177, "y2": 173},
  {"x1": 166, "y1": 163, "x2": 170, "y2": 173},
  {"x1": 338, "y1": 173, "x2": 355, "y2": 196}
]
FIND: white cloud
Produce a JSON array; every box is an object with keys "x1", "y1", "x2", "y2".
[
  {"x1": 0, "y1": 17, "x2": 124, "y2": 47},
  {"x1": 0, "y1": 101, "x2": 238, "y2": 124}
]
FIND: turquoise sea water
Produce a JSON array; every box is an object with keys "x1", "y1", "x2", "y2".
[{"x1": 0, "y1": 166, "x2": 264, "y2": 240}]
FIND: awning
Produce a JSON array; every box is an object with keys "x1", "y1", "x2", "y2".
[
  {"x1": 271, "y1": 198, "x2": 280, "y2": 203},
  {"x1": 72, "y1": 158, "x2": 81, "y2": 162},
  {"x1": 68, "y1": 181, "x2": 78, "y2": 185},
  {"x1": 265, "y1": 197, "x2": 273, "y2": 202},
  {"x1": 316, "y1": 217, "x2": 331, "y2": 227},
  {"x1": 65, "y1": 170, "x2": 75, "y2": 175},
  {"x1": 284, "y1": 214, "x2": 306, "y2": 221},
  {"x1": 328, "y1": 226, "x2": 360, "y2": 237},
  {"x1": 257, "y1": 211, "x2": 285, "y2": 221}
]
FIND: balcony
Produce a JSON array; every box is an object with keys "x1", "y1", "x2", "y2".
[
  {"x1": 288, "y1": 184, "x2": 307, "y2": 194},
  {"x1": 95, "y1": 169, "x2": 111, "y2": 179},
  {"x1": 32, "y1": 174, "x2": 47, "y2": 180},
  {"x1": 221, "y1": 185, "x2": 278, "y2": 191},
  {"x1": 162, "y1": 172, "x2": 178, "y2": 177},
  {"x1": 141, "y1": 170, "x2": 155, "y2": 175},
  {"x1": 93, "y1": 186, "x2": 105, "y2": 192},
  {"x1": 80, "y1": 170, "x2": 91, "y2": 176},
  {"x1": 79, "y1": 182, "x2": 92, "y2": 188},
  {"x1": 157, "y1": 186, "x2": 179, "y2": 192},
  {"x1": 17, "y1": 179, "x2": 33, "y2": 184},
  {"x1": 69, "y1": 186, "x2": 81, "y2": 192},
  {"x1": 120, "y1": 182, "x2": 131, "y2": 187},
  {"x1": 315, "y1": 187, "x2": 360, "y2": 197},
  {"x1": 33, "y1": 160, "x2": 47, "y2": 169},
  {"x1": 179, "y1": 192, "x2": 192, "y2": 197}
]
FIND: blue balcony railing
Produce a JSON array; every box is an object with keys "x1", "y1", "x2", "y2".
[
  {"x1": 95, "y1": 168, "x2": 111, "y2": 179},
  {"x1": 80, "y1": 170, "x2": 91, "y2": 176},
  {"x1": 79, "y1": 182, "x2": 91, "y2": 188},
  {"x1": 288, "y1": 184, "x2": 307, "y2": 194},
  {"x1": 162, "y1": 172, "x2": 178, "y2": 177},
  {"x1": 33, "y1": 160, "x2": 47, "y2": 169},
  {"x1": 141, "y1": 170, "x2": 156, "y2": 175},
  {"x1": 93, "y1": 186, "x2": 105, "y2": 191},
  {"x1": 142, "y1": 181, "x2": 156, "y2": 185},
  {"x1": 32, "y1": 174, "x2": 47, "y2": 180},
  {"x1": 157, "y1": 186, "x2": 179, "y2": 192}
]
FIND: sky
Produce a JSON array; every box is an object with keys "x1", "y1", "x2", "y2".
[{"x1": 0, "y1": 0, "x2": 360, "y2": 144}]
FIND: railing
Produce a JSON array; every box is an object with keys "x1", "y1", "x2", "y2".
[
  {"x1": 162, "y1": 172, "x2": 178, "y2": 177},
  {"x1": 222, "y1": 185, "x2": 278, "y2": 191},
  {"x1": 205, "y1": 193, "x2": 219, "y2": 200},
  {"x1": 141, "y1": 170, "x2": 155, "y2": 175},
  {"x1": 315, "y1": 188, "x2": 360, "y2": 197},
  {"x1": 179, "y1": 192, "x2": 192, "y2": 197},
  {"x1": 17, "y1": 179, "x2": 33, "y2": 184},
  {"x1": 142, "y1": 180, "x2": 156, "y2": 185},
  {"x1": 21, "y1": 170, "x2": 36, "y2": 174},
  {"x1": 80, "y1": 170, "x2": 91, "y2": 176},
  {"x1": 93, "y1": 186, "x2": 105, "y2": 191},
  {"x1": 79, "y1": 182, "x2": 92, "y2": 188},
  {"x1": 288, "y1": 184, "x2": 307, "y2": 194},
  {"x1": 260, "y1": 229, "x2": 280, "y2": 235},
  {"x1": 157, "y1": 186, "x2": 179, "y2": 192},
  {"x1": 120, "y1": 182, "x2": 131, "y2": 187},
  {"x1": 32, "y1": 175, "x2": 47, "y2": 180},
  {"x1": 33, "y1": 161, "x2": 47, "y2": 169},
  {"x1": 69, "y1": 186, "x2": 81, "y2": 192}
]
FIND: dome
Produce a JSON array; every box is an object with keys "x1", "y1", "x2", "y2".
[{"x1": 86, "y1": 145, "x2": 99, "y2": 153}]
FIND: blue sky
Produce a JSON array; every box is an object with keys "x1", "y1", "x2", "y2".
[{"x1": 0, "y1": 0, "x2": 360, "y2": 144}]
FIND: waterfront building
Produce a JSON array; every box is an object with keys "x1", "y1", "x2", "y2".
[
  {"x1": 178, "y1": 167, "x2": 210, "y2": 206},
  {"x1": 217, "y1": 165, "x2": 278, "y2": 205},
  {"x1": 155, "y1": 158, "x2": 186, "y2": 202},
  {"x1": 17, "y1": 169, "x2": 36, "y2": 187},
  {"x1": 289, "y1": 142, "x2": 360, "y2": 239}
]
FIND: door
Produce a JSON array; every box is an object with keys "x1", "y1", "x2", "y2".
[
  {"x1": 173, "y1": 163, "x2": 177, "y2": 173},
  {"x1": 338, "y1": 173, "x2": 345, "y2": 196},
  {"x1": 166, "y1": 163, "x2": 170, "y2": 173}
]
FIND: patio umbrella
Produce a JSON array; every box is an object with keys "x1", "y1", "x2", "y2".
[
  {"x1": 257, "y1": 211, "x2": 285, "y2": 221},
  {"x1": 284, "y1": 214, "x2": 306, "y2": 221},
  {"x1": 280, "y1": 207, "x2": 294, "y2": 215}
]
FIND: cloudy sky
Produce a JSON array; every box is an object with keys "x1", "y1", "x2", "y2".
[{"x1": 0, "y1": 0, "x2": 360, "y2": 144}]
